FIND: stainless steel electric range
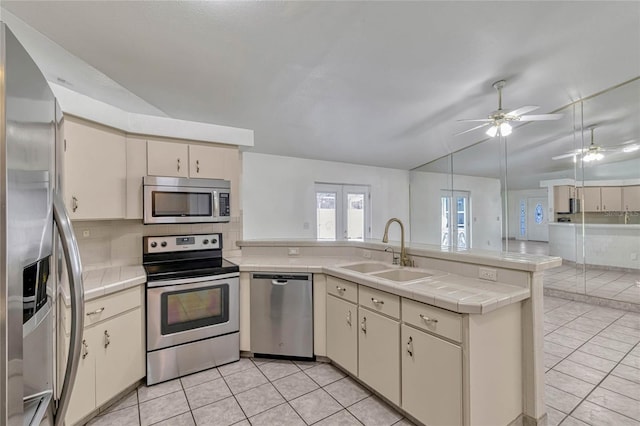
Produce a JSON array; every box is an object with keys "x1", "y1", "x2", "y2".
[{"x1": 143, "y1": 233, "x2": 240, "y2": 385}]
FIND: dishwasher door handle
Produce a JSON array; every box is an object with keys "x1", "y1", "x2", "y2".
[{"x1": 271, "y1": 279, "x2": 289, "y2": 286}]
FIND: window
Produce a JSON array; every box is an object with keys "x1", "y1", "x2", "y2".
[
  {"x1": 441, "y1": 190, "x2": 471, "y2": 249},
  {"x1": 315, "y1": 184, "x2": 370, "y2": 240}
]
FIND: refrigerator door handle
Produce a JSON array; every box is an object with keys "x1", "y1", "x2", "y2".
[{"x1": 53, "y1": 192, "x2": 85, "y2": 426}]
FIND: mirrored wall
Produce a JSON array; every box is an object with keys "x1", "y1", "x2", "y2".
[{"x1": 410, "y1": 77, "x2": 640, "y2": 307}]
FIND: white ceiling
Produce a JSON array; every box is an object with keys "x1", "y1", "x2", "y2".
[{"x1": 2, "y1": 1, "x2": 639, "y2": 184}]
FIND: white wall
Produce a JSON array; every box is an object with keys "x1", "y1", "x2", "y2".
[
  {"x1": 410, "y1": 171, "x2": 502, "y2": 250},
  {"x1": 505, "y1": 188, "x2": 549, "y2": 240},
  {"x1": 242, "y1": 153, "x2": 410, "y2": 241}
]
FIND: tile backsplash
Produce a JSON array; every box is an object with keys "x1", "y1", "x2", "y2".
[{"x1": 73, "y1": 216, "x2": 242, "y2": 269}]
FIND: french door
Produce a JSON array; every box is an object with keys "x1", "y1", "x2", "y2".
[
  {"x1": 441, "y1": 191, "x2": 470, "y2": 249},
  {"x1": 316, "y1": 184, "x2": 370, "y2": 240}
]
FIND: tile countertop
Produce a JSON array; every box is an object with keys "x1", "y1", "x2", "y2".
[
  {"x1": 225, "y1": 254, "x2": 530, "y2": 315},
  {"x1": 60, "y1": 265, "x2": 146, "y2": 305}
]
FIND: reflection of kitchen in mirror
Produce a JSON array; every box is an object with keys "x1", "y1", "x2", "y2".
[{"x1": 410, "y1": 77, "x2": 640, "y2": 308}]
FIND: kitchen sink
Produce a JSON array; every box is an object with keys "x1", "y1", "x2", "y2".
[
  {"x1": 339, "y1": 262, "x2": 391, "y2": 273},
  {"x1": 371, "y1": 269, "x2": 433, "y2": 282}
]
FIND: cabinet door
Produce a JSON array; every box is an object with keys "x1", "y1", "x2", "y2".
[
  {"x1": 554, "y1": 186, "x2": 571, "y2": 213},
  {"x1": 64, "y1": 119, "x2": 126, "y2": 219},
  {"x1": 401, "y1": 324, "x2": 462, "y2": 426},
  {"x1": 65, "y1": 327, "x2": 98, "y2": 425},
  {"x1": 95, "y1": 308, "x2": 144, "y2": 407},
  {"x1": 147, "y1": 140, "x2": 189, "y2": 177},
  {"x1": 623, "y1": 186, "x2": 640, "y2": 211},
  {"x1": 125, "y1": 136, "x2": 147, "y2": 219},
  {"x1": 581, "y1": 187, "x2": 601, "y2": 212},
  {"x1": 326, "y1": 295, "x2": 358, "y2": 376},
  {"x1": 601, "y1": 187, "x2": 622, "y2": 212},
  {"x1": 188, "y1": 144, "x2": 239, "y2": 180},
  {"x1": 358, "y1": 308, "x2": 400, "y2": 405}
]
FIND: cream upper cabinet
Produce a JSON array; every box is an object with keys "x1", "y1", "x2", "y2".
[
  {"x1": 600, "y1": 186, "x2": 622, "y2": 212},
  {"x1": 623, "y1": 186, "x2": 640, "y2": 211},
  {"x1": 188, "y1": 144, "x2": 238, "y2": 180},
  {"x1": 326, "y1": 295, "x2": 358, "y2": 376},
  {"x1": 147, "y1": 140, "x2": 189, "y2": 177},
  {"x1": 125, "y1": 136, "x2": 147, "y2": 219},
  {"x1": 63, "y1": 118, "x2": 126, "y2": 220},
  {"x1": 358, "y1": 307, "x2": 400, "y2": 405},
  {"x1": 581, "y1": 187, "x2": 601, "y2": 212},
  {"x1": 554, "y1": 185, "x2": 575, "y2": 213},
  {"x1": 401, "y1": 324, "x2": 462, "y2": 426}
]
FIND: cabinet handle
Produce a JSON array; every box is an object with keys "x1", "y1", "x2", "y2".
[
  {"x1": 196, "y1": 160, "x2": 200, "y2": 173},
  {"x1": 419, "y1": 314, "x2": 438, "y2": 324},
  {"x1": 82, "y1": 339, "x2": 89, "y2": 359},
  {"x1": 177, "y1": 158, "x2": 181, "y2": 172},
  {"x1": 407, "y1": 336, "x2": 413, "y2": 357},
  {"x1": 104, "y1": 330, "x2": 110, "y2": 348},
  {"x1": 361, "y1": 316, "x2": 367, "y2": 334},
  {"x1": 336, "y1": 286, "x2": 346, "y2": 293},
  {"x1": 72, "y1": 196, "x2": 78, "y2": 213},
  {"x1": 346, "y1": 310, "x2": 351, "y2": 326},
  {"x1": 371, "y1": 298, "x2": 384, "y2": 305},
  {"x1": 86, "y1": 307, "x2": 104, "y2": 316}
]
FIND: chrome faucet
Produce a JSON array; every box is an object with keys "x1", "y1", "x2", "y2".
[{"x1": 382, "y1": 218, "x2": 412, "y2": 267}]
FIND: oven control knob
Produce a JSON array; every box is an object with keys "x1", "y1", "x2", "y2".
[
  {"x1": 211, "y1": 238, "x2": 217, "y2": 244},
  {"x1": 150, "y1": 242, "x2": 157, "y2": 248},
  {"x1": 203, "y1": 239, "x2": 209, "y2": 245},
  {"x1": 161, "y1": 241, "x2": 167, "y2": 247}
]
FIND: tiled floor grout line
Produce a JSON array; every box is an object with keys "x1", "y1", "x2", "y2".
[{"x1": 558, "y1": 340, "x2": 640, "y2": 425}]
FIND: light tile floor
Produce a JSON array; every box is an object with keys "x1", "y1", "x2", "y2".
[
  {"x1": 543, "y1": 296, "x2": 640, "y2": 425},
  {"x1": 87, "y1": 295, "x2": 640, "y2": 426},
  {"x1": 87, "y1": 358, "x2": 413, "y2": 426}
]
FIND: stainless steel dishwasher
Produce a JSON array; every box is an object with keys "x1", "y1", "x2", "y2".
[{"x1": 250, "y1": 273, "x2": 313, "y2": 359}]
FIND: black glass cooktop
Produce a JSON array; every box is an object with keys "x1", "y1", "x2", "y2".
[{"x1": 144, "y1": 258, "x2": 239, "y2": 282}]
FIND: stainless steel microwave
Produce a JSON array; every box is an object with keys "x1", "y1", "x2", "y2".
[{"x1": 143, "y1": 176, "x2": 231, "y2": 224}]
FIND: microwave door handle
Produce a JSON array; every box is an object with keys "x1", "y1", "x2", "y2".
[{"x1": 213, "y1": 190, "x2": 220, "y2": 217}]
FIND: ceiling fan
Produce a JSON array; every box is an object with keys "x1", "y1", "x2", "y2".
[
  {"x1": 552, "y1": 127, "x2": 639, "y2": 162},
  {"x1": 456, "y1": 80, "x2": 563, "y2": 137}
]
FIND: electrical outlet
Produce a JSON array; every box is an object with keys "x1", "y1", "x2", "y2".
[
  {"x1": 363, "y1": 251, "x2": 372, "y2": 259},
  {"x1": 288, "y1": 247, "x2": 300, "y2": 256},
  {"x1": 82, "y1": 229, "x2": 91, "y2": 238},
  {"x1": 479, "y1": 267, "x2": 497, "y2": 281}
]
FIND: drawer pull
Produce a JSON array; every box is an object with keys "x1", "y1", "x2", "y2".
[
  {"x1": 104, "y1": 330, "x2": 111, "y2": 348},
  {"x1": 86, "y1": 307, "x2": 105, "y2": 316},
  {"x1": 407, "y1": 336, "x2": 413, "y2": 357},
  {"x1": 419, "y1": 314, "x2": 438, "y2": 324},
  {"x1": 361, "y1": 316, "x2": 367, "y2": 334},
  {"x1": 336, "y1": 286, "x2": 346, "y2": 293},
  {"x1": 82, "y1": 340, "x2": 89, "y2": 359},
  {"x1": 371, "y1": 297, "x2": 384, "y2": 305}
]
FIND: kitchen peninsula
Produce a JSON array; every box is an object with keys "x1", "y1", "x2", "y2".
[{"x1": 229, "y1": 239, "x2": 561, "y2": 426}]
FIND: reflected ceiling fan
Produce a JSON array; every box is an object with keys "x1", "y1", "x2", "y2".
[
  {"x1": 456, "y1": 80, "x2": 563, "y2": 137},
  {"x1": 552, "y1": 127, "x2": 639, "y2": 162}
]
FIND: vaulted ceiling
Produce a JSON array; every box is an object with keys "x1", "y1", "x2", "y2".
[{"x1": 2, "y1": 1, "x2": 639, "y2": 187}]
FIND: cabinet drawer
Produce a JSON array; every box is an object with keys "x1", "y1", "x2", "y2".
[
  {"x1": 359, "y1": 286, "x2": 400, "y2": 319},
  {"x1": 63, "y1": 286, "x2": 142, "y2": 333},
  {"x1": 402, "y1": 298, "x2": 462, "y2": 343},
  {"x1": 326, "y1": 276, "x2": 358, "y2": 303}
]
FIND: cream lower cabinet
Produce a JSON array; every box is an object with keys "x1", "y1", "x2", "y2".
[
  {"x1": 326, "y1": 295, "x2": 358, "y2": 376},
  {"x1": 358, "y1": 307, "x2": 400, "y2": 405},
  {"x1": 402, "y1": 324, "x2": 462, "y2": 426},
  {"x1": 62, "y1": 287, "x2": 144, "y2": 425}
]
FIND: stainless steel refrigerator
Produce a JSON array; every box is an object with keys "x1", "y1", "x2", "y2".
[{"x1": 0, "y1": 23, "x2": 85, "y2": 426}]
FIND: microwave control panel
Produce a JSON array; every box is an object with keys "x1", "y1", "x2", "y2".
[{"x1": 219, "y1": 192, "x2": 230, "y2": 216}]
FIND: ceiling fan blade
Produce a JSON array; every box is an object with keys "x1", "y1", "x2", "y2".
[
  {"x1": 456, "y1": 118, "x2": 493, "y2": 122},
  {"x1": 519, "y1": 113, "x2": 564, "y2": 121},
  {"x1": 506, "y1": 105, "x2": 539, "y2": 117},
  {"x1": 454, "y1": 122, "x2": 492, "y2": 136},
  {"x1": 552, "y1": 153, "x2": 578, "y2": 160}
]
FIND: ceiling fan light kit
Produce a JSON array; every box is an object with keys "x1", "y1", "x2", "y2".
[{"x1": 457, "y1": 79, "x2": 562, "y2": 137}]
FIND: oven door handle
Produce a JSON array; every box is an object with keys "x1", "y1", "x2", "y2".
[{"x1": 271, "y1": 279, "x2": 289, "y2": 286}]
